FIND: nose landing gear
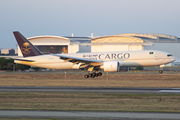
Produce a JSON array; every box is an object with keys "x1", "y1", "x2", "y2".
[
  {"x1": 159, "y1": 70, "x2": 163, "y2": 74},
  {"x1": 159, "y1": 64, "x2": 164, "y2": 74}
]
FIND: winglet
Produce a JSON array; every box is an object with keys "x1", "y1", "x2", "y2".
[{"x1": 13, "y1": 31, "x2": 43, "y2": 57}]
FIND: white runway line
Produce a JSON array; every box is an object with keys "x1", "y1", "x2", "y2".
[{"x1": 158, "y1": 90, "x2": 180, "y2": 93}]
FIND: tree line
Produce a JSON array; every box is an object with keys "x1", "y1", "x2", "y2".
[{"x1": 0, "y1": 57, "x2": 30, "y2": 71}]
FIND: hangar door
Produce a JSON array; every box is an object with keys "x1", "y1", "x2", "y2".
[
  {"x1": 35, "y1": 45, "x2": 68, "y2": 54},
  {"x1": 103, "y1": 45, "x2": 128, "y2": 51},
  {"x1": 91, "y1": 45, "x2": 129, "y2": 52},
  {"x1": 128, "y1": 45, "x2": 143, "y2": 51},
  {"x1": 91, "y1": 36, "x2": 143, "y2": 52}
]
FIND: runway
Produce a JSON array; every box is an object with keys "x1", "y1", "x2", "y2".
[
  {"x1": 0, "y1": 86, "x2": 180, "y2": 93},
  {"x1": 1, "y1": 110, "x2": 180, "y2": 119}
]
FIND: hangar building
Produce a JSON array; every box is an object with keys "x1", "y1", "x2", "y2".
[
  {"x1": 17, "y1": 33, "x2": 180, "y2": 66},
  {"x1": 90, "y1": 35, "x2": 153, "y2": 52},
  {"x1": 116, "y1": 33, "x2": 180, "y2": 59}
]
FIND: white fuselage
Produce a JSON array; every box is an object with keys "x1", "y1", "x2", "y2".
[{"x1": 15, "y1": 50, "x2": 175, "y2": 70}]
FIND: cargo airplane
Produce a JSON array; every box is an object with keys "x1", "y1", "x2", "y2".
[{"x1": 12, "y1": 31, "x2": 175, "y2": 78}]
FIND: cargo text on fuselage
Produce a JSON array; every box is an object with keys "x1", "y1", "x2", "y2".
[{"x1": 82, "y1": 53, "x2": 130, "y2": 60}]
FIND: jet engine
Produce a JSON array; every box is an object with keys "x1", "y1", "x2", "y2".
[{"x1": 101, "y1": 61, "x2": 120, "y2": 72}]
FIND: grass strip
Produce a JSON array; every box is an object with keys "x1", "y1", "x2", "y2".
[
  {"x1": 1, "y1": 72, "x2": 180, "y2": 87},
  {"x1": 0, "y1": 92, "x2": 180, "y2": 113}
]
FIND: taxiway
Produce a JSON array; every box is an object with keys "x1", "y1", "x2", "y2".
[
  {"x1": 0, "y1": 86, "x2": 180, "y2": 93},
  {"x1": 1, "y1": 110, "x2": 180, "y2": 119}
]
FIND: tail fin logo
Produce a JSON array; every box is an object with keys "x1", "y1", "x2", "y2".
[{"x1": 21, "y1": 42, "x2": 31, "y2": 54}]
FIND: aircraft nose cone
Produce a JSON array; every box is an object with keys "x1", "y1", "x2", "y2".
[{"x1": 171, "y1": 57, "x2": 176, "y2": 62}]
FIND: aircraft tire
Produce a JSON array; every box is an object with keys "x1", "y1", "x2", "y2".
[
  {"x1": 91, "y1": 75, "x2": 95, "y2": 78},
  {"x1": 95, "y1": 73, "x2": 99, "y2": 77},
  {"x1": 89, "y1": 74, "x2": 92, "y2": 77},
  {"x1": 91, "y1": 73, "x2": 96, "y2": 78},
  {"x1": 84, "y1": 75, "x2": 89, "y2": 78},
  {"x1": 98, "y1": 72, "x2": 102, "y2": 76},
  {"x1": 159, "y1": 70, "x2": 163, "y2": 74}
]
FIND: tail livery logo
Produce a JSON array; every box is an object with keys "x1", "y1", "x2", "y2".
[{"x1": 21, "y1": 42, "x2": 31, "y2": 54}]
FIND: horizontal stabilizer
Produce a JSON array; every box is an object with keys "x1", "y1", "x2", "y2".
[{"x1": 12, "y1": 58, "x2": 35, "y2": 62}]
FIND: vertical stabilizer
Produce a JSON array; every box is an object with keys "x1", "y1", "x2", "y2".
[{"x1": 13, "y1": 31, "x2": 43, "y2": 57}]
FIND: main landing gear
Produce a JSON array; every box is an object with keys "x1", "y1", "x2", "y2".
[{"x1": 84, "y1": 72, "x2": 102, "y2": 78}]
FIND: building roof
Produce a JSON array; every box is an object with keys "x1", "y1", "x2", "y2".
[
  {"x1": 147, "y1": 33, "x2": 177, "y2": 39},
  {"x1": 26, "y1": 33, "x2": 180, "y2": 46},
  {"x1": 91, "y1": 35, "x2": 143, "y2": 43},
  {"x1": 28, "y1": 35, "x2": 70, "y2": 41},
  {"x1": 116, "y1": 33, "x2": 178, "y2": 39},
  {"x1": 89, "y1": 35, "x2": 153, "y2": 45},
  {"x1": 115, "y1": 33, "x2": 158, "y2": 39}
]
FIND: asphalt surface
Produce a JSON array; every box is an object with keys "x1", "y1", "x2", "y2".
[
  {"x1": 1, "y1": 86, "x2": 180, "y2": 119},
  {"x1": 1, "y1": 110, "x2": 180, "y2": 119},
  {"x1": 0, "y1": 86, "x2": 180, "y2": 93}
]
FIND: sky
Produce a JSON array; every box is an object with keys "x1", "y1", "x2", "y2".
[{"x1": 0, "y1": 0, "x2": 180, "y2": 49}]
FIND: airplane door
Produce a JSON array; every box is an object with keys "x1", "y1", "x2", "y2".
[{"x1": 155, "y1": 53, "x2": 159, "y2": 60}]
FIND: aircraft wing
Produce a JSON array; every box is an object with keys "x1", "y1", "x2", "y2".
[{"x1": 53, "y1": 54, "x2": 103, "y2": 66}]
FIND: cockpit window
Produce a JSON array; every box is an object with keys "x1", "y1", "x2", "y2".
[
  {"x1": 149, "y1": 52, "x2": 153, "y2": 54},
  {"x1": 167, "y1": 54, "x2": 173, "y2": 57}
]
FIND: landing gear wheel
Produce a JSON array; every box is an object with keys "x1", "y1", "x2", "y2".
[
  {"x1": 98, "y1": 72, "x2": 102, "y2": 76},
  {"x1": 84, "y1": 74, "x2": 89, "y2": 78},
  {"x1": 95, "y1": 73, "x2": 99, "y2": 77},
  {"x1": 91, "y1": 73, "x2": 96, "y2": 78},
  {"x1": 159, "y1": 70, "x2": 163, "y2": 74},
  {"x1": 88, "y1": 74, "x2": 92, "y2": 77}
]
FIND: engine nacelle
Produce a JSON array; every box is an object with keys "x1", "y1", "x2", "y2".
[{"x1": 101, "y1": 61, "x2": 120, "y2": 72}]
